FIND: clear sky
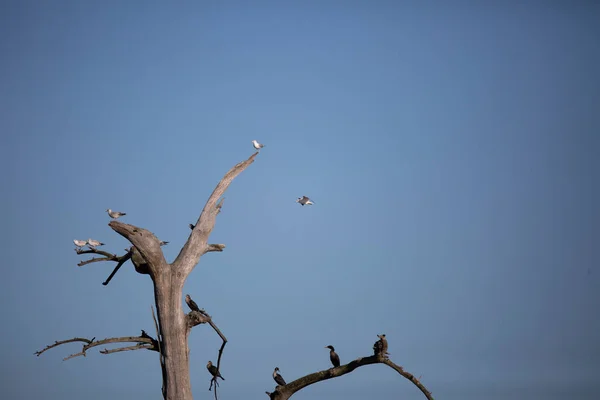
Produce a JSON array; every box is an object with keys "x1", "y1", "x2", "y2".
[{"x1": 1, "y1": 1, "x2": 599, "y2": 399}]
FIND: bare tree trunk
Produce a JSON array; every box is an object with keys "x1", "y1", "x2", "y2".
[{"x1": 154, "y1": 272, "x2": 192, "y2": 400}]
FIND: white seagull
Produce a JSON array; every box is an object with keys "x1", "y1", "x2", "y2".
[
  {"x1": 87, "y1": 238, "x2": 105, "y2": 248},
  {"x1": 73, "y1": 239, "x2": 87, "y2": 249},
  {"x1": 296, "y1": 196, "x2": 314, "y2": 206},
  {"x1": 252, "y1": 140, "x2": 265, "y2": 150},
  {"x1": 106, "y1": 209, "x2": 126, "y2": 219}
]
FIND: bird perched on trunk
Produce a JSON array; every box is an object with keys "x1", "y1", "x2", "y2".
[
  {"x1": 273, "y1": 367, "x2": 286, "y2": 386},
  {"x1": 296, "y1": 196, "x2": 314, "y2": 206},
  {"x1": 252, "y1": 140, "x2": 265, "y2": 150},
  {"x1": 185, "y1": 294, "x2": 201, "y2": 313},
  {"x1": 87, "y1": 238, "x2": 104, "y2": 248},
  {"x1": 159, "y1": 240, "x2": 169, "y2": 246},
  {"x1": 106, "y1": 209, "x2": 126, "y2": 219},
  {"x1": 207, "y1": 361, "x2": 224, "y2": 380},
  {"x1": 73, "y1": 239, "x2": 87, "y2": 249},
  {"x1": 373, "y1": 334, "x2": 389, "y2": 357},
  {"x1": 325, "y1": 345, "x2": 340, "y2": 368},
  {"x1": 189, "y1": 223, "x2": 195, "y2": 230}
]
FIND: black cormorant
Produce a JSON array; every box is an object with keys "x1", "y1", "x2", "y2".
[
  {"x1": 207, "y1": 361, "x2": 224, "y2": 380},
  {"x1": 325, "y1": 345, "x2": 340, "y2": 368},
  {"x1": 185, "y1": 294, "x2": 201, "y2": 313},
  {"x1": 273, "y1": 367, "x2": 286, "y2": 386}
]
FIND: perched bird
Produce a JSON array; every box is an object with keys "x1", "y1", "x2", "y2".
[
  {"x1": 252, "y1": 140, "x2": 265, "y2": 150},
  {"x1": 373, "y1": 334, "x2": 389, "y2": 357},
  {"x1": 273, "y1": 367, "x2": 286, "y2": 386},
  {"x1": 325, "y1": 345, "x2": 340, "y2": 368},
  {"x1": 296, "y1": 196, "x2": 314, "y2": 206},
  {"x1": 207, "y1": 361, "x2": 224, "y2": 380},
  {"x1": 73, "y1": 239, "x2": 87, "y2": 249},
  {"x1": 189, "y1": 223, "x2": 195, "y2": 230},
  {"x1": 159, "y1": 240, "x2": 169, "y2": 246},
  {"x1": 106, "y1": 209, "x2": 126, "y2": 219},
  {"x1": 185, "y1": 294, "x2": 201, "y2": 313},
  {"x1": 87, "y1": 238, "x2": 105, "y2": 248}
]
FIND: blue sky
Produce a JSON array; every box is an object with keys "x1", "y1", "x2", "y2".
[{"x1": 1, "y1": 1, "x2": 599, "y2": 399}]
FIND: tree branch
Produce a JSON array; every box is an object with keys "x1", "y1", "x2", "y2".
[
  {"x1": 206, "y1": 244, "x2": 226, "y2": 253},
  {"x1": 108, "y1": 223, "x2": 168, "y2": 276},
  {"x1": 102, "y1": 251, "x2": 133, "y2": 285},
  {"x1": 35, "y1": 334, "x2": 158, "y2": 361},
  {"x1": 268, "y1": 339, "x2": 434, "y2": 400},
  {"x1": 173, "y1": 152, "x2": 259, "y2": 273}
]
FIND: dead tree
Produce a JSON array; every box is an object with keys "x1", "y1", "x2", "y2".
[
  {"x1": 35, "y1": 152, "x2": 259, "y2": 400},
  {"x1": 265, "y1": 335, "x2": 434, "y2": 400}
]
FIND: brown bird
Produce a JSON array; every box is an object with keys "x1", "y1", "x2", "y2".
[
  {"x1": 325, "y1": 345, "x2": 340, "y2": 368},
  {"x1": 185, "y1": 294, "x2": 201, "y2": 313},
  {"x1": 207, "y1": 361, "x2": 224, "y2": 380},
  {"x1": 373, "y1": 334, "x2": 389, "y2": 357}
]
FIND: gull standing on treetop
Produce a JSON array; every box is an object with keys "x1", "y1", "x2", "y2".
[
  {"x1": 87, "y1": 238, "x2": 105, "y2": 248},
  {"x1": 252, "y1": 140, "x2": 265, "y2": 150},
  {"x1": 296, "y1": 196, "x2": 314, "y2": 206},
  {"x1": 73, "y1": 240, "x2": 87, "y2": 249},
  {"x1": 106, "y1": 209, "x2": 126, "y2": 219}
]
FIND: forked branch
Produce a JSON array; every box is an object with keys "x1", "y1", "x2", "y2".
[
  {"x1": 108, "y1": 222, "x2": 168, "y2": 276},
  {"x1": 75, "y1": 247, "x2": 133, "y2": 286},
  {"x1": 35, "y1": 332, "x2": 159, "y2": 361},
  {"x1": 174, "y1": 152, "x2": 259, "y2": 273}
]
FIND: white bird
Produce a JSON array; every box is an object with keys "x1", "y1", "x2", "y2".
[
  {"x1": 87, "y1": 238, "x2": 105, "y2": 248},
  {"x1": 252, "y1": 140, "x2": 265, "y2": 150},
  {"x1": 73, "y1": 239, "x2": 87, "y2": 249},
  {"x1": 296, "y1": 196, "x2": 314, "y2": 206},
  {"x1": 106, "y1": 209, "x2": 126, "y2": 219}
]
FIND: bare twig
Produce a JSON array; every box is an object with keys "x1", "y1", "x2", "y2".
[
  {"x1": 99, "y1": 343, "x2": 153, "y2": 354},
  {"x1": 35, "y1": 335, "x2": 158, "y2": 361},
  {"x1": 152, "y1": 305, "x2": 167, "y2": 399},
  {"x1": 174, "y1": 152, "x2": 259, "y2": 272},
  {"x1": 102, "y1": 251, "x2": 133, "y2": 285}
]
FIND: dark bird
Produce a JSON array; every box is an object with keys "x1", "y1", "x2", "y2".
[
  {"x1": 273, "y1": 367, "x2": 286, "y2": 386},
  {"x1": 373, "y1": 334, "x2": 389, "y2": 357},
  {"x1": 296, "y1": 196, "x2": 314, "y2": 206},
  {"x1": 325, "y1": 345, "x2": 340, "y2": 368},
  {"x1": 189, "y1": 223, "x2": 195, "y2": 230},
  {"x1": 207, "y1": 361, "x2": 224, "y2": 380},
  {"x1": 185, "y1": 294, "x2": 201, "y2": 313}
]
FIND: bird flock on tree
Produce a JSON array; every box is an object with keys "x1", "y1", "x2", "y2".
[{"x1": 70, "y1": 140, "x2": 356, "y2": 394}]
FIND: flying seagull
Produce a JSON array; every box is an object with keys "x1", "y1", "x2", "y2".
[
  {"x1": 73, "y1": 239, "x2": 87, "y2": 249},
  {"x1": 106, "y1": 209, "x2": 126, "y2": 219},
  {"x1": 207, "y1": 361, "x2": 224, "y2": 380},
  {"x1": 296, "y1": 196, "x2": 314, "y2": 206},
  {"x1": 185, "y1": 294, "x2": 201, "y2": 313},
  {"x1": 252, "y1": 140, "x2": 265, "y2": 150},
  {"x1": 87, "y1": 238, "x2": 105, "y2": 248},
  {"x1": 325, "y1": 345, "x2": 341, "y2": 368},
  {"x1": 273, "y1": 367, "x2": 286, "y2": 386}
]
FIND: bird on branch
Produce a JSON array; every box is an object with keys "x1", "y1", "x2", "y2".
[
  {"x1": 87, "y1": 238, "x2": 104, "y2": 248},
  {"x1": 73, "y1": 239, "x2": 87, "y2": 250},
  {"x1": 273, "y1": 367, "x2": 286, "y2": 386},
  {"x1": 185, "y1": 294, "x2": 201, "y2": 313},
  {"x1": 106, "y1": 208, "x2": 126, "y2": 219},
  {"x1": 252, "y1": 140, "x2": 265, "y2": 150},
  {"x1": 325, "y1": 345, "x2": 340, "y2": 368},
  {"x1": 189, "y1": 223, "x2": 195, "y2": 230},
  {"x1": 373, "y1": 334, "x2": 389, "y2": 357},
  {"x1": 207, "y1": 361, "x2": 224, "y2": 380}
]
